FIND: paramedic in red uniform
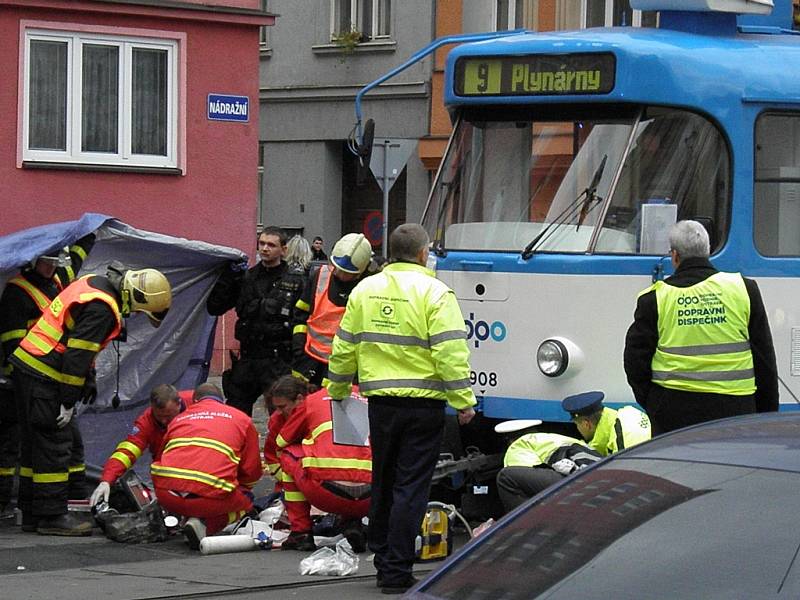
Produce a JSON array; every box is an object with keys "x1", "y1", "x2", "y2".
[
  {"x1": 151, "y1": 383, "x2": 263, "y2": 549},
  {"x1": 88, "y1": 384, "x2": 194, "y2": 506},
  {"x1": 264, "y1": 375, "x2": 371, "y2": 552}
]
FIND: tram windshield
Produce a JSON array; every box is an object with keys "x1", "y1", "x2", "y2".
[{"x1": 423, "y1": 107, "x2": 729, "y2": 255}]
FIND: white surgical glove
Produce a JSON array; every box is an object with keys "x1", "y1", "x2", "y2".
[
  {"x1": 90, "y1": 481, "x2": 111, "y2": 506},
  {"x1": 551, "y1": 458, "x2": 578, "y2": 476},
  {"x1": 56, "y1": 404, "x2": 74, "y2": 429}
]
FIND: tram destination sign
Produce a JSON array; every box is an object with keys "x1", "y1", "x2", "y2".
[{"x1": 454, "y1": 53, "x2": 616, "y2": 97}]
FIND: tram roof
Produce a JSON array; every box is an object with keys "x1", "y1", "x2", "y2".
[{"x1": 444, "y1": 26, "x2": 800, "y2": 117}]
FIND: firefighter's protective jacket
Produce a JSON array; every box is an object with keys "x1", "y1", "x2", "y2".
[
  {"x1": 101, "y1": 390, "x2": 195, "y2": 484},
  {"x1": 327, "y1": 262, "x2": 476, "y2": 410},
  {"x1": 151, "y1": 397, "x2": 263, "y2": 498},
  {"x1": 11, "y1": 275, "x2": 122, "y2": 408},
  {"x1": 275, "y1": 387, "x2": 371, "y2": 483},
  {"x1": 301, "y1": 265, "x2": 345, "y2": 364},
  {"x1": 589, "y1": 406, "x2": 651, "y2": 457},
  {"x1": 0, "y1": 234, "x2": 95, "y2": 377}
]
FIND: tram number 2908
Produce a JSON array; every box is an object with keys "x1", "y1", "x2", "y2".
[{"x1": 470, "y1": 371, "x2": 497, "y2": 387}]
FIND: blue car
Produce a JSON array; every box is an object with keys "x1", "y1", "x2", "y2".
[{"x1": 409, "y1": 413, "x2": 800, "y2": 599}]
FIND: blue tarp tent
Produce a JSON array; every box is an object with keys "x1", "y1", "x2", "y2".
[{"x1": 0, "y1": 213, "x2": 245, "y2": 480}]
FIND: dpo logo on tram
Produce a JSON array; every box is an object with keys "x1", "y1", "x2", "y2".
[{"x1": 465, "y1": 312, "x2": 507, "y2": 348}]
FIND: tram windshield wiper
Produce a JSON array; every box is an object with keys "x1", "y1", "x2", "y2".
[{"x1": 521, "y1": 154, "x2": 608, "y2": 260}]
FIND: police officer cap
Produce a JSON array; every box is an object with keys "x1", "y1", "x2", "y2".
[{"x1": 562, "y1": 391, "x2": 605, "y2": 418}]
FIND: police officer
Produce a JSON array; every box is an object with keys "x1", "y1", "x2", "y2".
[
  {"x1": 0, "y1": 235, "x2": 95, "y2": 519},
  {"x1": 291, "y1": 233, "x2": 373, "y2": 386},
  {"x1": 208, "y1": 226, "x2": 304, "y2": 417},
  {"x1": 562, "y1": 391, "x2": 651, "y2": 457},
  {"x1": 10, "y1": 262, "x2": 171, "y2": 535},
  {"x1": 496, "y1": 431, "x2": 602, "y2": 513},
  {"x1": 327, "y1": 223, "x2": 476, "y2": 594},
  {"x1": 624, "y1": 220, "x2": 778, "y2": 435}
]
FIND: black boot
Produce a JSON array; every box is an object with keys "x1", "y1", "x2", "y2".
[
  {"x1": 36, "y1": 513, "x2": 92, "y2": 536},
  {"x1": 342, "y1": 520, "x2": 367, "y2": 553},
  {"x1": 21, "y1": 512, "x2": 38, "y2": 533},
  {"x1": 281, "y1": 531, "x2": 316, "y2": 551}
]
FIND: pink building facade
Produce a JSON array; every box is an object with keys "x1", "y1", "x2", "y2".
[{"x1": 0, "y1": 0, "x2": 272, "y2": 374}]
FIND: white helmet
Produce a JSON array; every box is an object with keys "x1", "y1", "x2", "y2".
[
  {"x1": 330, "y1": 233, "x2": 373, "y2": 275},
  {"x1": 121, "y1": 268, "x2": 172, "y2": 328},
  {"x1": 31, "y1": 246, "x2": 70, "y2": 271}
]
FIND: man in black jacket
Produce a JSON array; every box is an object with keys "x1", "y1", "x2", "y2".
[
  {"x1": 624, "y1": 220, "x2": 778, "y2": 435},
  {"x1": 207, "y1": 226, "x2": 305, "y2": 416}
]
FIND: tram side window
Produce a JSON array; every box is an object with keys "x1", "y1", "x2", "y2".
[
  {"x1": 754, "y1": 113, "x2": 800, "y2": 256},
  {"x1": 597, "y1": 109, "x2": 730, "y2": 255}
]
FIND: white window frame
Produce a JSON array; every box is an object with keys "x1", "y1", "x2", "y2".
[
  {"x1": 493, "y1": 0, "x2": 524, "y2": 31},
  {"x1": 22, "y1": 28, "x2": 179, "y2": 169},
  {"x1": 580, "y1": 0, "x2": 652, "y2": 27},
  {"x1": 259, "y1": 0, "x2": 270, "y2": 50},
  {"x1": 330, "y1": 0, "x2": 391, "y2": 41}
]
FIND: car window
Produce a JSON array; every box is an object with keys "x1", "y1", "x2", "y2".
[{"x1": 416, "y1": 459, "x2": 800, "y2": 599}]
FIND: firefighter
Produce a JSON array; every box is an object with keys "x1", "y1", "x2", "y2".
[
  {"x1": 10, "y1": 262, "x2": 171, "y2": 535},
  {"x1": 207, "y1": 226, "x2": 305, "y2": 417},
  {"x1": 562, "y1": 391, "x2": 651, "y2": 457},
  {"x1": 88, "y1": 384, "x2": 194, "y2": 507},
  {"x1": 496, "y1": 432, "x2": 602, "y2": 513},
  {"x1": 291, "y1": 233, "x2": 373, "y2": 387},
  {"x1": 264, "y1": 375, "x2": 371, "y2": 552},
  {"x1": 150, "y1": 383, "x2": 263, "y2": 550},
  {"x1": 0, "y1": 235, "x2": 95, "y2": 519},
  {"x1": 327, "y1": 223, "x2": 476, "y2": 594},
  {"x1": 624, "y1": 220, "x2": 778, "y2": 435}
]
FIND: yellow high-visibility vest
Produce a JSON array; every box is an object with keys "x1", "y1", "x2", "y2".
[{"x1": 648, "y1": 271, "x2": 754, "y2": 395}]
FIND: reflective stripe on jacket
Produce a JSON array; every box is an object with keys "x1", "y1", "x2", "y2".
[
  {"x1": 275, "y1": 387, "x2": 371, "y2": 483},
  {"x1": 151, "y1": 398, "x2": 263, "y2": 498},
  {"x1": 649, "y1": 272, "x2": 754, "y2": 395},
  {"x1": 504, "y1": 433, "x2": 599, "y2": 468},
  {"x1": 327, "y1": 262, "x2": 476, "y2": 410},
  {"x1": 7, "y1": 275, "x2": 55, "y2": 314},
  {"x1": 588, "y1": 406, "x2": 651, "y2": 457},
  {"x1": 12, "y1": 276, "x2": 121, "y2": 387},
  {"x1": 101, "y1": 390, "x2": 195, "y2": 484},
  {"x1": 304, "y1": 266, "x2": 344, "y2": 364}
]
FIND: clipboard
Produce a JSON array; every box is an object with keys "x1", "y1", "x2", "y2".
[{"x1": 331, "y1": 393, "x2": 370, "y2": 446}]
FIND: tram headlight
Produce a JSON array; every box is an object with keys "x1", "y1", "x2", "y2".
[
  {"x1": 537, "y1": 339, "x2": 568, "y2": 377},
  {"x1": 536, "y1": 337, "x2": 584, "y2": 378}
]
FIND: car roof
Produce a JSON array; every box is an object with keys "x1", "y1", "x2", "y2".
[{"x1": 616, "y1": 411, "x2": 800, "y2": 473}]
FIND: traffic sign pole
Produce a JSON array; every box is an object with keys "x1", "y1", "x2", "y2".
[{"x1": 369, "y1": 138, "x2": 417, "y2": 258}]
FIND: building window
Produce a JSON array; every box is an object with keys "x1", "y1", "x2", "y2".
[
  {"x1": 495, "y1": 0, "x2": 525, "y2": 31},
  {"x1": 583, "y1": 0, "x2": 657, "y2": 27},
  {"x1": 331, "y1": 0, "x2": 391, "y2": 41},
  {"x1": 259, "y1": 0, "x2": 270, "y2": 50},
  {"x1": 23, "y1": 29, "x2": 178, "y2": 169}
]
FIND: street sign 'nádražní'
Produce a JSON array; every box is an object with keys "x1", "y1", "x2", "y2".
[{"x1": 207, "y1": 94, "x2": 249, "y2": 122}]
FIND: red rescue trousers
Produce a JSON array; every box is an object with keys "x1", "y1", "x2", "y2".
[
  {"x1": 280, "y1": 444, "x2": 370, "y2": 533},
  {"x1": 154, "y1": 486, "x2": 253, "y2": 535}
]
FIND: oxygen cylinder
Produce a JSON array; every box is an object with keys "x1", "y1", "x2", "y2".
[{"x1": 199, "y1": 535, "x2": 259, "y2": 555}]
